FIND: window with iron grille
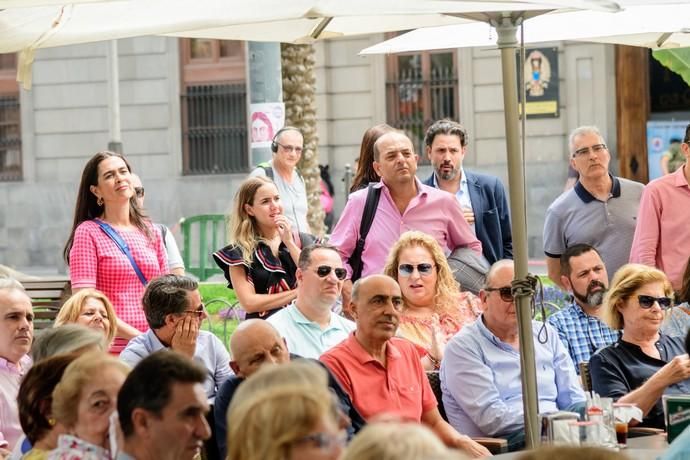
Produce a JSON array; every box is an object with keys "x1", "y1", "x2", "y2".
[
  {"x1": 386, "y1": 49, "x2": 458, "y2": 161},
  {"x1": 0, "y1": 53, "x2": 21, "y2": 181},
  {"x1": 180, "y1": 39, "x2": 248, "y2": 175}
]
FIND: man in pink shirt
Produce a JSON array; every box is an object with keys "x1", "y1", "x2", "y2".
[
  {"x1": 329, "y1": 130, "x2": 481, "y2": 308},
  {"x1": 320, "y1": 274, "x2": 489, "y2": 458},
  {"x1": 630, "y1": 124, "x2": 690, "y2": 290},
  {"x1": 0, "y1": 278, "x2": 33, "y2": 452}
]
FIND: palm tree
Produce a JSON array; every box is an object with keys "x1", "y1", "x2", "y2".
[{"x1": 281, "y1": 43, "x2": 325, "y2": 236}]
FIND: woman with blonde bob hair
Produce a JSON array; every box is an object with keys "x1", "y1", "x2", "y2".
[
  {"x1": 55, "y1": 289, "x2": 117, "y2": 345},
  {"x1": 591, "y1": 263, "x2": 690, "y2": 429},
  {"x1": 213, "y1": 176, "x2": 315, "y2": 319},
  {"x1": 227, "y1": 361, "x2": 346, "y2": 460},
  {"x1": 342, "y1": 422, "x2": 462, "y2": 460},
  {"x1": 383, "y1": 231, "x2": 481, "y2": 370},
  {"x1": 48, "y1": 352, "x2": 130, "y2": 459}
]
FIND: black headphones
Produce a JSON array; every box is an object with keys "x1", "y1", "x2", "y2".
[{"x1": 270, "y1": 126, "x2": 302, "y2": 153}]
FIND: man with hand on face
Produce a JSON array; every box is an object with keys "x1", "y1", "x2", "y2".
[
  {"x1": 547, "y1": 244, "x2": 619, "y2": 371},
  {"x1": 423, "y1": 119, "x2": 512, "y2": 264},
  {"x1": 250, "y1": 126, "x2": 310, "y2": 234},
  {"x1": 116, "y1": 351, "x2": 212, "y2": 460},
  {"x1": 267, "y1": 244, "x2": 355, "y2": 359},
  {"x1": 0, "y1": 278, "x2": 33, "y2": 453},
  {"x1": 320, "y1": 274, "x2": 490, "y2": 458},
  {"x1": 119, "y1": 274, "x2": 231, "y2": 401}
]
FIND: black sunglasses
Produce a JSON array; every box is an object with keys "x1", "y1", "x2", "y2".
[
  {"x1": 134, "y1": 186, "x2": 145, "y2": 198},
  {"x1": 637, "y1": 295, "x2": 673, "y2": 309},
  {"x1": 315, "y1": 265, "x2": 347, "y2": 280},
  {"x1": 485, "y1": 286, "x2": 513, "y2": 303},
  {"x1": 398, "y1": 263, "x2": 435, "y2": 277}
]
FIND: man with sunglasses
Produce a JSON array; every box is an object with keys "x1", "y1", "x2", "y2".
[
  {"x1": 120, "y1": 274, "x2": 231, "y2": 401},
  {"x1": 543, "y1": 126, "x2": 643, "y2": 289},
  {"x1": 441, "y1": 260, "x2": 585, "y2": 451},
  {"x1": 250, "y1": 126, "x2": 310, "y2": 233},
  {"x1": 547, "y1": 244, "x2": 619, "y2": 372},
  {"x1": 267, "y1": 244, "x2": 355, "y2": 359},
  {"x1": 631, "y1": 123, "x2": 690, "y2": 291}
]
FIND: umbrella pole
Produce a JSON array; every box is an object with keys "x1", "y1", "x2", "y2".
[{"x1": 494, "y1": 13, "x2": 540, "y2": 449}]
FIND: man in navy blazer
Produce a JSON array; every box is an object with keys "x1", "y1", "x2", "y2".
[{"x1": 422, "y1": 119, "x2": 512, "y2": 264}]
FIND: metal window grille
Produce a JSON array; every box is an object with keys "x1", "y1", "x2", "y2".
[
  {"x1": 0, "y1": 95, "x2": 22, "y2": 181},
  {"x1": 386, "y1": 64, "x2": 457, "y2": 158},
  {"x1": 181, "y1": 83, "x2": 248, "y2": 175}
]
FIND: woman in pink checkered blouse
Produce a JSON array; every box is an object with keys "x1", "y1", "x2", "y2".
[{"x1": 63, "y1": 152, "x2": 167, "y2": 354}]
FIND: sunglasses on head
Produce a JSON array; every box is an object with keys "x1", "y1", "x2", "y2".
[
  {"x1": 315, "y1": 265, "x2": 347, "y2": 280},
  {"x1": 637, "y1": 295, "x2": 673, "y2": 309},
  {"x1": 134, "y1": 186, "x2": 145, "y2": 198},
  {"x1": 485, "y1": 286, "x2": 513, "y2": 303},
  {"x1": 398, "y1": 263, "x2": 435, "y2": 277}
]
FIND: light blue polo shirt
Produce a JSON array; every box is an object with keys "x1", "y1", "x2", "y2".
[{"x1": 267, "y1": 302, "x2": 355, "y2": 359}]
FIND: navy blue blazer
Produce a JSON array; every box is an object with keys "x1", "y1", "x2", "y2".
[{"x1": 423, "y1": 171, "x2": 513, "y2": 264}]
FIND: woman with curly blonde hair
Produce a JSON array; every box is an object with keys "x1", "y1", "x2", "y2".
[
  {"x1": 55, "y1": 289, "x2": 117, "y2": 346},
  {"x1": 383, "y1": 231, "x2": 481, "y2": 370},
  {"x1": 212, "y1": 176, "x2": 315, "y2": 319}
]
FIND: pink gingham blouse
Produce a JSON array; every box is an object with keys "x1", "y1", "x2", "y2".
[{"x1": 69, "y1": 220, "x2": 167, "y2": 353}]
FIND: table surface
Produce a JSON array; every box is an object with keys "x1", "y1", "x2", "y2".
[{"x1": 494, "y1": 434, "x2": 668, "y2": 459}]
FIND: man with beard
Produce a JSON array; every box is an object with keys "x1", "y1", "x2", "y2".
[
  {"x1": 543, "y1": 126, "x2": 643, "y2": 288},
  {"x1": 547, "y1": 244, "x2": 619, "y2": 371},
  {"x1": 422, "y1": 119, "x2": 512, "y2": 264}
]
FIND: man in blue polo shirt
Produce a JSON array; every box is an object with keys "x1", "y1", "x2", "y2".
[
  {"x1": 543, "y1": 125, "x2": 643, "y2": 288},
  {"x1": 267, "y1": 243, "x2": 355, "y2": 359},
  {"x1": 547, "y1": 244, "x2": 619, "y2": 372}
]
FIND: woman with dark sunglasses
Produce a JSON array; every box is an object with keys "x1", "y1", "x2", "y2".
[
  {"x1": 213, "y1": 177, "x2": 316, "y2": 319},
  {"x1": 591, "y1": 263, "x2": 690, "y2": 429},
  {"x1": 383, "y1": 231, "x2": 482, "y2": 371}
]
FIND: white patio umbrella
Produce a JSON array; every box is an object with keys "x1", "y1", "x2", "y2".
[
  {"x1": 360, "y1": 2, "x2": 690, "y2": 54},
  {"x1": 0, "y1": 0, "x2": 624, "y2": 448},
  {"x1": 361, "y1": 0, "x2": 690, "y2": 448}
]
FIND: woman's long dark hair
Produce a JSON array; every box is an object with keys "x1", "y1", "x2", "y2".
[
  {"x1": 349, "y1": 123, "x2": 394, "y2": 193},
  {"x1": 63, "y1": 151, "x2": 150, "y2": 264}
]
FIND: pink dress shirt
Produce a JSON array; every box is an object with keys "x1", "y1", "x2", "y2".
[
  {"x1": 0, "y1": 354, "x2": 31, "y2": 450},
  {"x1": 630, "y1": 165, "x2": 690, "y2": 290},
  {"x1": 330, "y1": 179, "x2": 482, "y2": 278}
]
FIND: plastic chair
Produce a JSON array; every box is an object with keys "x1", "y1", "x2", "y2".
[{"x1": 179, "y1": 214, "x2": 226, "y2": 281}]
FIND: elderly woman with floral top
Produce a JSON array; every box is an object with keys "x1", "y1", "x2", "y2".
[{"x1": 383, "y1": 231, "x2": 482, "y2": 371}]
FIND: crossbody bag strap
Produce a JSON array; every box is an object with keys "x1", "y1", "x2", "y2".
[
  {"x1": 347, "y1": 184, "x2": 382, "y2": 282},
  {"x1": 96, "y1": 219, "x2": 148, "y2": 286}
]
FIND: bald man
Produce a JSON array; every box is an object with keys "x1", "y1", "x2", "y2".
[
  {"x1": 320, "y1": 275, "x2": 490, "y2": 458},
  {"x1": 213, "y1": 319, "x2": 363, "y2": 458}
]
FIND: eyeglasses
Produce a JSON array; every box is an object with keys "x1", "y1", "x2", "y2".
[
  {"x1": 315, "y1": 265, "x2": 347, "y2": 280},
  {"x1": 275, "y1": 142, "x2": 303, "y2": 154},
  {"x1": 183, "y1": 304, "x2": 206, "y2": 318},
  {"x1": 485, "y1": 286, "x2": 514, "y2": 303},
  {"x1": 134, "y1": 186, "x2": 145, "y2": 198},
  {"x1": 573, "y1": 144, "x2": 607, "y2": 158},
  {"x1": 637, "y1": 295, "x2": 673, "y2": 310},
  {"x1": 398, "y1": 263, "x2": 435, "y2": 277},
  {"x1": 294, "y1": 431, "x2": 347, "y2": 452}
]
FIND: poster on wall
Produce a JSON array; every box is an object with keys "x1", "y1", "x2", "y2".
[
  {"x1": 250, "y1": 102, "x2": 286, "y2": 148},
  {"x1": 517, "y1": 47, "x2": 559, "y2": 119},
  {"x1": 646, "y1": 120, "x2": 689, "y2": 180}
]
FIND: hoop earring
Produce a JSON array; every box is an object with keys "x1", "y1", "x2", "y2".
[{"x1": 97, "y1": 197, "x2": 104, "y2": 207}]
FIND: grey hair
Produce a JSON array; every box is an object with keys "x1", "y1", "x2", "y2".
[
  {"x1": 142, "y1": 275, "x2": 198, "y2": 329},
  {"x1": 31, "y1": 324, "x2": 107, "y2": 362},
  {"x1": 568, "y1": 126, "x2": 605, "y2": 156},
  {"x1": 297, "y1": 243, "x2": 341, "y2": 270},
  {"x1": 0, "y1": 277, "x2": 25, "y2": 292}
]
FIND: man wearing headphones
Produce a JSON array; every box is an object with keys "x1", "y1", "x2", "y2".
[{"x1": 250, "y1": 126, "x2": 311, "y2": 234}]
